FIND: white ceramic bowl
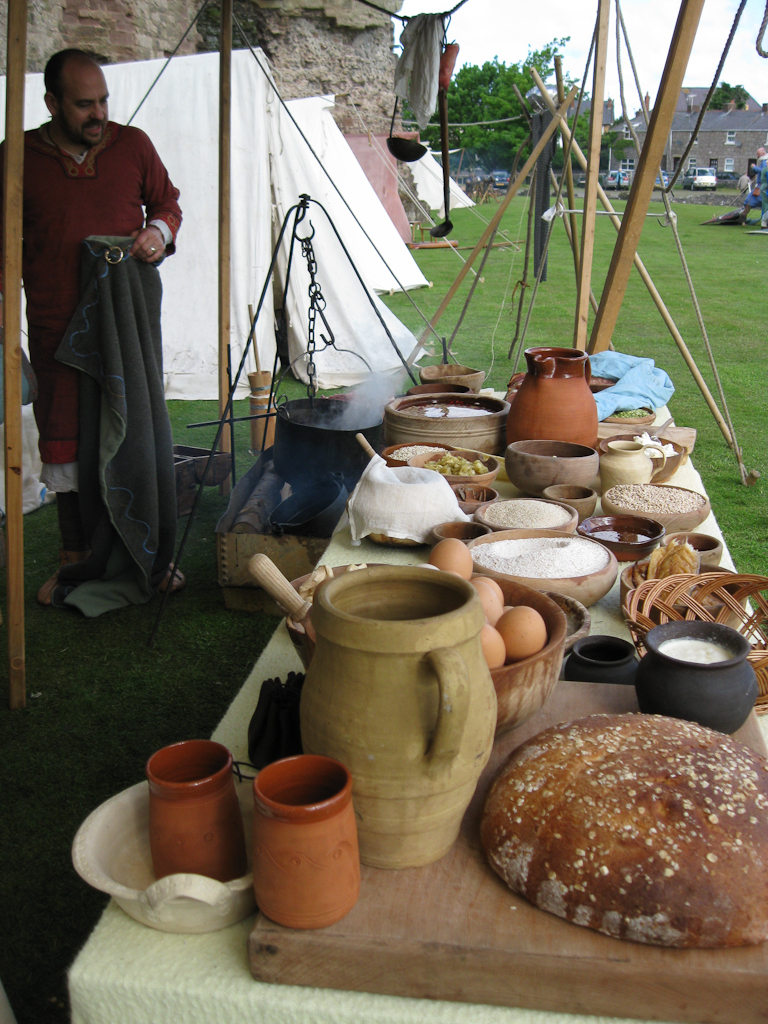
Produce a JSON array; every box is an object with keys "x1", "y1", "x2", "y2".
[{"x1": 71, "y1": 779, "x2": 255, "y2": 933}]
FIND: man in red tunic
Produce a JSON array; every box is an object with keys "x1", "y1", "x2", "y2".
[{"x1": 0, "y1": 49, "x2": 183, "y2": 603}]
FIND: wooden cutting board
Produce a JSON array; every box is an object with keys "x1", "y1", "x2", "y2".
[{"x1": 248, "y1": 684, "x2": 767, "y2": 1023}]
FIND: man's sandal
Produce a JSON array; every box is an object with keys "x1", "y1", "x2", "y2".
[
  {"x1": 37, "y1": 549, "x2": 90, "y2": 606},
  {"x1": 158, "y1": 565, "x2": 186, "y2": 594}
]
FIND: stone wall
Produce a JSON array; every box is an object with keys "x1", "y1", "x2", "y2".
[{"x1": 0, "y1": 0, "x2": 401, "y2": 133}]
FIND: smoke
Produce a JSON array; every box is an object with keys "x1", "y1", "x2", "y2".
[{"x1": 333, "y1": 369, "x2": 407, "y2": 430}]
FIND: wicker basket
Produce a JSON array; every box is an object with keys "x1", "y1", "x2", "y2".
[{"x1": 622, "y1": 572, "x2": 768, "y2": 715}]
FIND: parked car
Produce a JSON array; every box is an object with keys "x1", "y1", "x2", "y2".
[
  {"x1": 604, "y1": 169, "x2": 631, "y2": 189},
  {"x1": 654, "y1": 171, "x2": 669, "y2": 188},
  {"x1": 715, "y1": 170, "x2": 739, "y2": 184},
  {"x1": 491, "y1": 169, "x2": 510, "y2": 187},
  {"x1": 682, "y1": 167, "x2": 717, "y2": 190}
]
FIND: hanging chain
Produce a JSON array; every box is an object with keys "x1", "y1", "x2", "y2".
[{"x1": 301, "y1": 231, "x2": 337, "y2": 399}]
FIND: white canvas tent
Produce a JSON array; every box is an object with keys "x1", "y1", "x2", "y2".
[
  {"x1": 0, "y1": 49, "x2": 429, "y2": 398},
  {"x1": 410, "y1": 147, "x2": 475, "y2": 219}
]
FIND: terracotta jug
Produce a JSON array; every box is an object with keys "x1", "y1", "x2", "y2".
[
  {"x1": 300, "y1": 566, "x2": 497, "y2": 869},
  {"x1": 599, "y1": 440, "x2": 667, "y2": 493},
  {"x1": 252, "y1": 754, "x2": 360, "y2": 929},
  {"x1": 146, "y1": 739, "x2": 248, "y2": 882},
  {"x1": 506, "y1": 347, "x2": 598, "y2": 448}
]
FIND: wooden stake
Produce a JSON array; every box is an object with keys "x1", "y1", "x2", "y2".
[
  {"x1": 529, "y1": 66, "x2": 732, "y2": 444},
  {"x1": 411, "y1": 87, "x2": 577, "y2": 354},
  {"x1": 554, "y1": 56, "x2": 581, "y2": 282},
  {"x1": 589, "y1": 0, "x2": 706, "y2": 353},
  {"x1": 218, "y1": 0, "x2": 233, "y2": 496},
  {"x1": 574, "y1": 0, "x2": 610, "y2": 350},
  {"x1": 549, "y1": 168, "x2": 598, "y2": 314},
  {"x1": 4, "y1": 0, "x2": 26, "y2": 708}
]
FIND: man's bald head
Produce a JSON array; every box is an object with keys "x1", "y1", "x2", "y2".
[
  {"x1": 44, "y1": 50, "x2": 109, "y2": 154},
  {"x1": 44, "y1": 49, "x2": 102, "y2": 102}
]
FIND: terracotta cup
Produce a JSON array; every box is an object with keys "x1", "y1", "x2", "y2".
[
  {"x1": 146, "y1": 739, "x2": 248, "y2": 883},
  {"x1": 252, "y1": 754, "x2": 360, "y2": 929}
]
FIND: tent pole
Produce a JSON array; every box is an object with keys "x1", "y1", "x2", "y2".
[
  {"x1": 554, "y1": 57, "x2": 582, "y2": 286},
  {"x1": 3, "y1": 0, "x2": 27, "y2": 709},
  {"x1": 218, "y1": 0, "x2": 233, "y2": 496},
  {"x1": 574, "y1": 0, "x2": 609, "y2": 350},
  {"x1": 589, "y1": 0, "x2": 706, "y2": 354},
  {"x1": 411, "y1": 86, "x2": 577, "y2": 355},
  {"x1": 529, "y1": 66, "x2": 732, "y2": 445}
]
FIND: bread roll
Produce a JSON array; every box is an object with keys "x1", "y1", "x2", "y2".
[{"x1": 481, "y1": 713, "x2": 768, "y2": 947}]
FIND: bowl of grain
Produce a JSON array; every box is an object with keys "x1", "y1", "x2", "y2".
[
  {"x1": 408, "y1": 448, "x2": 502, "y2": 487},
  {"x1": 505, "y1": 440, "x2": 600, "y2": 496},
  {"x1": 541, "y1": 484, "x2": 598, "y2": 523},
  {"x1": 466, "y1": 529, "x2": 618, "y2": 606},
  {"x1": 474, "y1": 497, "x2": 578, "y2": 534},
  {"x1": 486, "y1": 581, "x2": 568, "y2": 736},
  {"x1": 601, "y1": 483, "x2": 711, "y2": 534},
  {"x1": 381, "y1": 442, "x2": 456, "y2": 468}
]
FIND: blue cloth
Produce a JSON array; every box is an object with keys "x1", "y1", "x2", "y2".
[{"x1": 589, "y1": 351, "x2": 675, "y2": 421}]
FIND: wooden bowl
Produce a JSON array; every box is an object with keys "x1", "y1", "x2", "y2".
[
  {"x1": 541, "y1": 484, "x2": 598, "y2": 523},
  {"x1": 597, "y1": 434, "x2": 685, "y2": 484},
  {"x1": 505, "y1": 440, "x2": 599, "y2": 496},
  {"x1": 408, "y1": 448, "x2": 502, "y2": 487},
  {"x1": 544, "y1": 591, "x2": 591, "y2": 652},
  {"x1": 577, "y1": 514, "x2": 665, "y2": 562},
  {"x1": 604, "y1": 408, "x2": 655, "y2": 425},
  {"x1": 474, "y1": 498, "x2": 578, "y2": 534},
  {"x1": 485, "y1": 580, "x2": 568, "y2": 736},
  {"x1": 430, "y1": 521, "x2": 491, "y2": 544},
  {"x1": 589, "y1": 376, "x2": 617, "y2": 393},
  {"x1": 405, "y1": 383, "x2": 471, "y2": 397},
  {"x1": 381, "y1": 441, "x2": 455, "y2": 468},
  {"x1": 601, "y1": 484, "x2": 711, "y2": 534},
  {"x1": 466, "y1": 529, "x2": 619, "y2": 607},
  {"x1": 662, "y1": 531, "x2": 723, "y2": 567},
  {"x1": 450, "y1": 483, "x2": 499, "y2": 515},
  {"x1": 419, "y1": 363, "x2": 485, "y2": 392}
]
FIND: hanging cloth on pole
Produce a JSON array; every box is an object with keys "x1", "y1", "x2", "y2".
[{"x1": 394, "y1": 14, "x2": 445, "y2": 130}]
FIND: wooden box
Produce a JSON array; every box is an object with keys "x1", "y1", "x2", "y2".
[{"x1": 215, "y1": 453, "x2": 329, "y2": 614}]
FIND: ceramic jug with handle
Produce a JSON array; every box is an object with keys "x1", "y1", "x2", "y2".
[
  {"x1": 506, "y1": 347, "x2": 598, "y2": 448},
  {"x1": 599, "y1": 439, "x2": 667, "y2": 493},
  {"x1": 299, "y1": 565, "x2": 497, "y2": 869}
]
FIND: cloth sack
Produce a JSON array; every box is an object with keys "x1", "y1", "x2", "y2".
[
  {"x1": 394, "y1": 14, "x2": 444, "y2": 130},
  {"x1": 589, "y1": 351, "x2": 675, "y2": 421},
  {"x1": 346, "y1": 454, "x2": 468, "y2": 545},
  {"x1": 247, "y1": 672, "x2": 305, "y2": 770}
]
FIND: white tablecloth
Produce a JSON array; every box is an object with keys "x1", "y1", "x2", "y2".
[{"x1": 68, "y1": 416, "x2": 766, "y2": 1024}]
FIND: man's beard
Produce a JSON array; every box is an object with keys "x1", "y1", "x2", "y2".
[{"x1": 59, "y1": 113, "x2": 106, "y2": 149}]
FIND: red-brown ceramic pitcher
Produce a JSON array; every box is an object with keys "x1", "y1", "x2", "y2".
[
  {"x1": 146, "y1": 739, "x2": 248, "y2": 883},
  {"x1": 506, "y1": 347, "x2": 598, "y2": 448}
]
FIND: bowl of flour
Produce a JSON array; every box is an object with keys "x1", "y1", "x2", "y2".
[{"x1": 466, "y1": 529, "x2": 619, "y2": 607}]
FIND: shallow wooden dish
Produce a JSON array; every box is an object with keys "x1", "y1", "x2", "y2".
[
  {"x1": 408, "y1": 448, "x2": 502, "y2": 487},
  {"x1": 419, "y1": 363, "x2": 485, "y2": 392},
  {"x1": 601, "y1": 484, "x2": 711, "y2": 534},
  {"x1": 541, "y1": 484, "x2": 598, "y2": 523},
  {"x1": 474, "y1": 498, "x2": 578, "y2": 534},
  {"x1": 603, "y1": 407, "x2": 655, "y2": 425},
  {"x1": 381, "y1": 441, "x2": 455, "y2": 468},
  {"x1": 430, "y1": 521, "x2": 491, "y2": 544},
  {"x1": 662, "y1": 531, "x2": 723, "y2": 567},
  {"x1": 485, "y1": 581, "x2": 567, "y2": 736},
  {"x1": 597, "y1": 433, "x2": 685, "y2": 484},
  {"x1": 544, "y1": 592, "x2": 591, "y2": 652},
  {"x1": 577, "y1": 514, "x2": 665, "y2": 562},
  {"x1": 450, "y1": 483, "x2": 500, "y2": 515},
  {"x1": 505, "y1": 439, "x2": 599, "y2": 496},
  {"x1": 466, "y1": 529, "x2": 618, "y2": 607}
]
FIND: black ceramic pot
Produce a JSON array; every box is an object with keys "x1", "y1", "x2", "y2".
[
  {"x1": 564, "y1": 635, "x2": 639, "y2": 686},
  {"x1": 634, "y1": 620, "x2": 758, "y2": 734}
]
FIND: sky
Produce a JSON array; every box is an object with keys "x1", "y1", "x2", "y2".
[{"x1": 394, "y1": 0, "x2": 768, "y2": 112}]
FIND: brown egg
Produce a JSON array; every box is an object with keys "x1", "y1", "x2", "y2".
[
  {"x1": 428, "y1": 538, "x2": 473, "y2": 579},
  {"x1": 495, "y1": 606, "x2": 548, "y2": 663},
  {"x1": 471, "y1": 575, "x2": 504, "y2": 605},
  {"x1": 480, "y1": 623, "x2": 506, "y2": 669},
  {"x1": 470, "y1": 578, "x2": 503, "y2": 625}
]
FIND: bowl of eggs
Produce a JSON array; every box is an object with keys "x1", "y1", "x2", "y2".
[{"x1": 428, "y1": 538, "x2": 568, "y2": 735}]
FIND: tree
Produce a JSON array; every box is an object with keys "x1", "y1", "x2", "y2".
[
  {"x1": 708, "y1": 82, "x2": 749, "y2": 111},
  {"x1": 414, "y1": 40, "x2": 575, "y2": 175}
]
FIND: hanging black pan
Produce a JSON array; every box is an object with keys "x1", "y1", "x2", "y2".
[{"x1": 386, "y1": 97, "x2": 427, "y2": 162}]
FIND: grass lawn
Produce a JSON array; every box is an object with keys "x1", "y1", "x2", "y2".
[{"x1": 0, "y1": 193, "x2": 765, "y2": 1023}]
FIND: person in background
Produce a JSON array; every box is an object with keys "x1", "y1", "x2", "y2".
[{"x1": 0, "y1": 49, "x2": 184, "y2": 603}]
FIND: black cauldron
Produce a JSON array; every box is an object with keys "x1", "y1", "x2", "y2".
[{"x1": 273, "y1": 397, "x2": 383, "y2": 491}]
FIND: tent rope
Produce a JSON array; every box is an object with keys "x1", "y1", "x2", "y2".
[
  {"x1": 756, "y1": 0, "x2": 768, "y2": 56},
  {"x1": 615, "y1": 0, "x2": 756, "y2": 486}
]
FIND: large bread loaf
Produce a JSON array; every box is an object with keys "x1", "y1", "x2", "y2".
[{"x1": 481, "y1": 713, "x2": 768, "y2": 947}]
